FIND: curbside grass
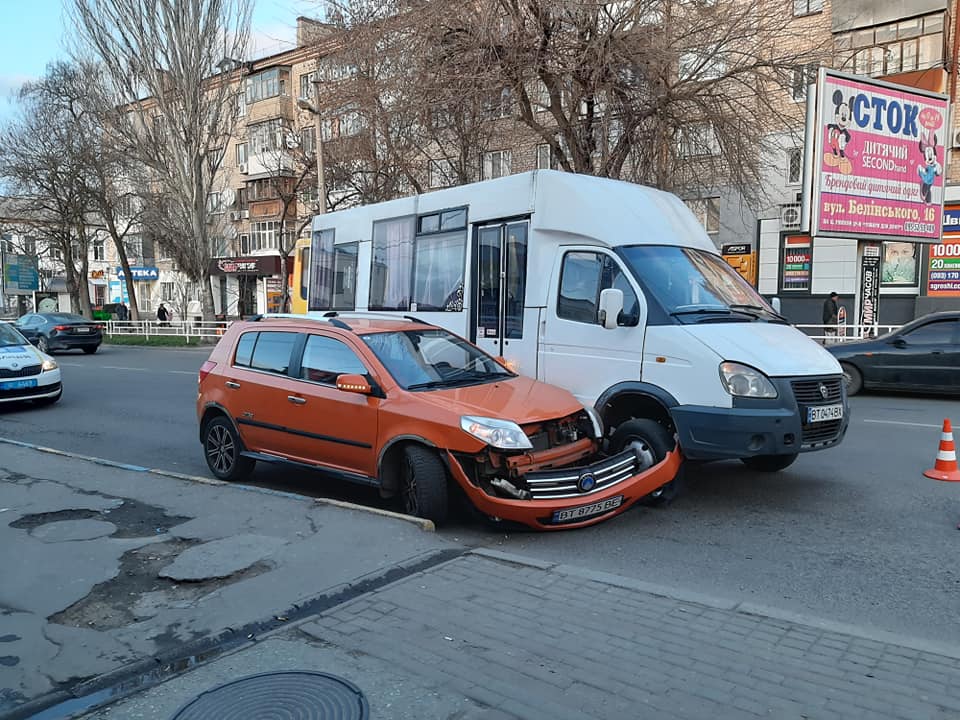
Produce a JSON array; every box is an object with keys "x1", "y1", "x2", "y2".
[{"x1": 103, "y1": 334, "x2": 215, "y2": 347}]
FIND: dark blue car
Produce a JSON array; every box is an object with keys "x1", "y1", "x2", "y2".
[
  {"x1": 15, "y1": 313, "x2": 103, "y2": 354},
  {"x1": 826, "y1": 312, "x2": 960, "y2": 396}
]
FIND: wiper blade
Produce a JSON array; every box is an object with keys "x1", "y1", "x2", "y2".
[
  {"x1": 670, "y1": 307, "x2": 734, "y2": 316},
  {"x1": 729, "y1": 303, "x2": 789, "y2": 323}
]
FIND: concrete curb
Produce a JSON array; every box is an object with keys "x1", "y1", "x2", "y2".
[
  {"x1": 0, "y1": 438, "x2": 433, "y2": 531},
  {"x1": 469, "y1": 548, "x2": 960, "y2": 662}
]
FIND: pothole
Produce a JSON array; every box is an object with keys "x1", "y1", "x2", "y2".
[
  {"x1": 50, "y1": 540, "x2": 272, "y2": 632},
  {"x1": 10, "y1": 499, "x2": 190, "y2": 538}
]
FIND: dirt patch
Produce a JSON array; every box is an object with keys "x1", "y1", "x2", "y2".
[
  {"x1": 50, "y1": 540, "x2": 272, "y2": 632},
  {"x1": 10, "y1": 499, "x2": 189, "y2": 538}
]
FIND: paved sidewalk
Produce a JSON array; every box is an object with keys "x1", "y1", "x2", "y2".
[{"x1": 84, "y1": 551, "x2": 960, "y2": 720}]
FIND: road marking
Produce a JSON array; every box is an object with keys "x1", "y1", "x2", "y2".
[
  {"x1": 58, "y1": 362, "x2": 196, "y2": 375},
  {"x1": 862, "y1": 419, "x2": 944, "y2": 429}
]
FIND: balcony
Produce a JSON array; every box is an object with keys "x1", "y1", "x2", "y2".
[{"x1": 248, "y1": 95, "x2": 294, "y2": 125}]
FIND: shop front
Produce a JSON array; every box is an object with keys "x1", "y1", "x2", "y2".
[{"x1": 208, "y1": 255, "x2": 282, "y2": 318}]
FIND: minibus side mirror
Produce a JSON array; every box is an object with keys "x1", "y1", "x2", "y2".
[{"x1": 598, "y1": 288, "x2": 624, "y2": 330}]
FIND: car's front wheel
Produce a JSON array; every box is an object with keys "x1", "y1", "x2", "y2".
[
  {"x1": 841, "y1": 363, "x2": 862, "y2": 396},
  {"x1": 740, "y1": 453, "x2": 799, "y2": 472},
  {"x1": 203, "y1": 416, "x2": 254, "y2": 481},
  {"x1": 401, "y1": 445, "x2": 449, "y2": 525},
  {"x1": 37, "y1": 336, "x2": 50, "y2": 353}
]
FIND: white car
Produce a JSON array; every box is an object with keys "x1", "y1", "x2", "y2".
[{"x1": 0, "y1": 321, "x2": 62, "y2": 405}]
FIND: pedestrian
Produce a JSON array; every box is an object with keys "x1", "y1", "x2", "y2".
[
  {"x1": 117, "y1": 303, "x2": 129, "y2": 321},
  {"x1": 157, "y1": 303, "x2": 170, "y2": 327},
  {"x1": 822, "y1": 292, "x2": 839, "y2": 345}
]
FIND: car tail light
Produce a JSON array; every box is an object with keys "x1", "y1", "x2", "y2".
[
  {"x1": 54, "y1": 325, "x2": 68, "y2": 331},
  {"x1": 198, "y1": 360, "x2": 217, "y2": 384}
]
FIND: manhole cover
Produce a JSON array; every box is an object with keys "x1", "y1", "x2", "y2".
[{"x1": 170, "y1": 671, "x2": 369, "y2": 720}]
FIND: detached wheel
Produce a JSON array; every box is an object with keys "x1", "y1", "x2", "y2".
[
  {"x1": 740, "y1": 453, "x2": 798, "y2": 472},
  {"x1": 841, "y1": 363, "x2": 862, "y2": 396},
  {"x1": 83, "y1": 345, "x2": 99, "y2": 355},
  {"x1": 401, "y1": 445, "x2": 449, "y2": 525},
  {"x1": 203, "y1": 415, "x2": 254, "y2": 481},
  {"x1": 609, "y1": 419, "x2": 681, "y2": 507}
]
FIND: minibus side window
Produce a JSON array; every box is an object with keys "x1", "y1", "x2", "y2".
[{"x1": 558, "y1": 252, "x2": 639, "y2": 326}]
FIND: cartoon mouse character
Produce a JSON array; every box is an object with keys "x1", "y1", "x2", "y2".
[
  {"x1": 917, "y1": 130, "x2": 942, "y2": 204},
  {"x1": 824, "y1": 89, "x2": 854, "y2": 175}
]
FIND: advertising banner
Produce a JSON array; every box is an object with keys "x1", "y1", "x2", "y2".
[
  {"x1": 2, "y1": 254, "x2": 40, "y2": 295},
  {"x1": 927, "y1": 242, "x2": 960, "y2": 296},
  {"x1": 812, "y1": 69, "x2": 949, "y2": 243},
  {"x1": 781, "y1": 235, "x2": 812, "y2": 292},
  {"x1": 858, "y1": 243, "x2": 881, "y2": 336}
]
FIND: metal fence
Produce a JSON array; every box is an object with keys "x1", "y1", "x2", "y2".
[
  {"x1": 795, "y1": 323, "x2": 901, "y2": 343},
  {"x1": 103, "y1": 319, "x2": 230, "y2": 340}
]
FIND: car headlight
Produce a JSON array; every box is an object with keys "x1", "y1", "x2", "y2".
[
  {"x1": 41, "y1": 358, "x2": 58, "y2": 372},
  {"x1": 719, "y1": 362, "x2": 777, "y2": 398},
  {"x1": 583, "y1": 406, "x2": 604, "y2": 439},
  {"x1": 460, "y1": 416, "x2": 533, "y2": 450}
]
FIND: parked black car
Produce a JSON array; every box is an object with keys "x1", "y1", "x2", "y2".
[
  {"x1": 826, "y1": 311, "x2": 960, "y2": 396},
  {"x1": 15, "y1": 313, "x2": 103, "y2": 354}
]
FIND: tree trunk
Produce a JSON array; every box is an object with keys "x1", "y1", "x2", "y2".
[
  {"x1": 110, "y1": 220, "x2": 140, "y2": 320},
  {"x1": 202, "y1": 270, "x2": 216, "y2": 321}
]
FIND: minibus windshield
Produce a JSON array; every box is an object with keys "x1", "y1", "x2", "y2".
[{"x1": 618, "y1": 245, "x2": 784, "y2": 323}]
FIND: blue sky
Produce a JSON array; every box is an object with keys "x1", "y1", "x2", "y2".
[{"x1": 0, "y1": 0, "x2": 312, "y2": 122}]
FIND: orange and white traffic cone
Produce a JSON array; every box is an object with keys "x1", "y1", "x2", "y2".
[{"x1": 924, "y1": 419, "x2": 960, "y2": 482}]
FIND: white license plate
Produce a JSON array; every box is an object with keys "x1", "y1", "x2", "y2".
[
  {"x1": 75, "y1": 327, "x2": 91, "y2": 333},
  {"x1": 808, "y1": 404, "x2": 844, "y2": 423},
  {"x1": 552, "y1": 495, "x2": 624, "y2": 524},
  {"x1": 0, "y1": 379, "x2": 37, "y2": 391}
]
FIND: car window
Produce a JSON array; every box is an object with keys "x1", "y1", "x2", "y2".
[
  {"x1": 248, "y1": 331, "x2": 298, "y2": 374},
  {"x1": 234, "y1": 332, "x2": 258, "y2": 367},
  {"x1": 558, "y1": 251, "x2": 639, "y2": 326},
  {"x1": 902, "y1": 320, "x2": 957, "y2": 345},
  {"x1": 0, "y1": 323, "x2": 27, "y2": 346},
  {"x1": 299, "y1": 335, "x2": 368, "y2": 385}
]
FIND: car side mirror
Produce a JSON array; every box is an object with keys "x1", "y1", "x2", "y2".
[
  {"x1": 336, "y1": 373, "x2": 372, "y2": 395},
  {"x1": 598, "y1": 288, "x2": 624, "y2": 330},
  {"x1": 891, "y1": 337, "x2": 907, "y2": 349}
]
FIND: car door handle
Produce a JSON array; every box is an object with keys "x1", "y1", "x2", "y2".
[
  {"x1": 287, "y1": 395, "x2": 306, "y2": 405},
  {"x1": 225, "y1": 381, "x2": 241, "y2": 389}
]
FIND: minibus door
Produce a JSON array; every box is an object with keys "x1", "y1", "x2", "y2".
[{"x1": 471, "y1": 220, "x2": 538, "y2": 377}]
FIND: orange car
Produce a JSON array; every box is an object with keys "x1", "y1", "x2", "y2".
[{"x1": 196, "y1": 315, "x2": 680, "y2": 530}]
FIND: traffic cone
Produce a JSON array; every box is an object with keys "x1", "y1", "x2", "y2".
[{"x1": 924, "y1": 419, "x2": 960, "y2": 482}]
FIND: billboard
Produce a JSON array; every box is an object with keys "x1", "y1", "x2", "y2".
[
  {"x1": 2, "y1": 254, "x2": 40, "y2": 295},
  {"x1": 809, "y1": 69, "x2": 949, "y2": 243},
  {"x1": 928, "y1": 205, "x2": 960, "y2": 296}
]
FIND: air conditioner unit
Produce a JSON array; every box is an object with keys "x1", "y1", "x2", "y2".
[
  {"x1": 241, "y1": 210, "x2": 250, "y2": 219},
  {"x1": 238, "y1": 163, "x2": 248, "y2": 174},
  {"x1": 780, "y1": 203, "x2": 801, "y2": 229},
  {"x1": 229, "y1": 211, "x2": 241, "y2": 221},
  {"x1": 952, "y1": 128, "x2": 960, "y2": 149}
]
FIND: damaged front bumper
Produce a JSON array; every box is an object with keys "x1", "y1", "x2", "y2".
[{"x1": 445, "y1": 443, "x2": 683, "y2": 531}]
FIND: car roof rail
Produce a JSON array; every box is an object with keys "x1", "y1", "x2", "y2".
[{"x1": 323, "y1": 311, "x2": 433, "y2": 326}]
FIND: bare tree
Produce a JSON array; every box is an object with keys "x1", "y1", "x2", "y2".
[
  {"x1": 0, "y1": 67, "x2": 98, "y2": 316},
  {"x1": 71, "y1": 0, "x2": 252, "y2": 320}
]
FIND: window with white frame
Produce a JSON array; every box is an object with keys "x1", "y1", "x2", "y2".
[
  {"x1": 787, "y1": 148, "x2": 803, "y2": 185},
  {"x1": 161, "y1": 282, "x2": 175, "y2": 301},
  {"x1": 793, "y1": 0, "x2": 823, "y2": 17},
  {"x1": 791, "y1": 63, "x2": 818, "y2": 101},
  {"x1": 299, "y1": 71, "x2": 316, "y2": 100},
  {"x1": 676, "y1": 123, "x2": 719, "y2": 157},
  {"x1": 485, "y1": 87, "x2": 513, "y2": 119},
  {"x1": 528, "y1": 79, "x2": 551, "y2": 112},
  {"x1": 481, "y1": 150, "x2": 512, "y2": 180},
  {"x1": 206, "y1": 192, "x2": 225, "y2": 214},
  {"x1": 250, "y1": 221, "x2": 281, "y2": 251},
  {"x1": 836, "y1": 12, "x2": 944, "y2": 78},
  {"x1": 245, "y1": 67, "x2": 290, "y2": 104},
  {"x1": 236, "y1": 142, "x2": 247, "y2": 166},
  {"x1": 684, "y1": 197, "x2": 721, "y2": 238},
  {"x1": 125, "y1": 236, "x2": 143, "y2": 263},
  {"x1": 137, "y1": 281, "x2": 153, "y2": 312},
  {"x1": 301, "y1": 126, "x2": 316, "y2": 156},
  {"x1": 23, "y1": 236, "x2": 36, "y2": 255},
  {"x1": 536, "y1": 143, "x2": 555, "y2": 170},
  {"x1": 428, "y1": 158, "x2": 456, "y2": 188},
  {"x1": 238, "y1": 234, "x2": 251, "y2": 255},
  {"x1": 248, "y1": 119, "x2": 284, "y2": 154},
  {"x1": 92, "y1": 239, "x2": 105, "y2": 261},
  {"x1": 236, "y1": 91, "x2": 246, "y2": 117},
  {"x1": 679, "y1": 47, "x2": 725, "y2": 81}
]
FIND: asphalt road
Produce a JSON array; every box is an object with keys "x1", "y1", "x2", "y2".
[{"x1": 2, "y1": 344, "x2": 959, "y2": 646}]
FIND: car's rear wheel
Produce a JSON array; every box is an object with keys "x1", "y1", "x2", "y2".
[
  {"x1": 83, "y1": 345, "x2": 99, "y2": 354},
  {"x1": 608, "y1": 419, "x2": 681, "y2": 506},
  {"x1": 740, "y1": 453, "x2": 799, "y2": 472},
  {"x1": 203, "y1": 416, "x2": 254, "y2": 481},
  {"x1": 401, "y1": 445, "x2": 449, "y2": 525},
  {"x1": 841, "y1": 363, "x2": 862, "y2": 396},
  {"x1": 37, "y1": 336, "x2": 50, "y2": 353}
]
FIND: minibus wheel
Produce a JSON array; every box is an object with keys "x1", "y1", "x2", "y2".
[
  {"x1": 609, "y1": 419, "x2": 681, "y2": 506},
  {"x1": 402, "y1": 445, "x2": 449, "y2": 525}
]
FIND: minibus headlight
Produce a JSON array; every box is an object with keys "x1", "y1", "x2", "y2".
[
  {"x1": 719, "y1": 362, "x2": 777, "y2": 399},
  {"x1": 460, "y1": 416, "x2": 533, "y2": 450}
]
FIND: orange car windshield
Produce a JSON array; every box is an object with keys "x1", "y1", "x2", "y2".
[{"x1": 362, "y1": 329, "x2": 514, "y2": 391}]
